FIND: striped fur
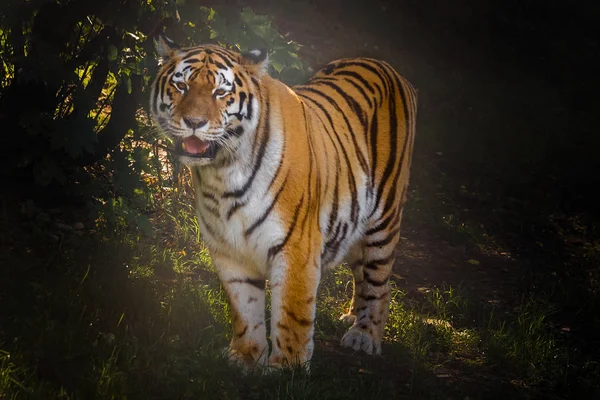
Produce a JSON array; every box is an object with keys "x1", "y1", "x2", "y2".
[{"x1": 150, "y1": 37, "x2": 417, "y2": 370}]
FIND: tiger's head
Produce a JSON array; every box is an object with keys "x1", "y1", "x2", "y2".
[{"x1": 150, "y1": 36, "x2": 268, "y2": 166}]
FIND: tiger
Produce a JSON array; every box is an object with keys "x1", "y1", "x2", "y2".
[{"x1": 150, "y1": 35, "x2": 417, "y2": 370}]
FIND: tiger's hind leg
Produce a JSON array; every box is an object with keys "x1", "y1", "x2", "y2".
[{"x1": 340, "y1": 213, "x2": 401, "y2": 355}]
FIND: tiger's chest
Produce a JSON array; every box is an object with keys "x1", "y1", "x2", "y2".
[{"x1": 193, "y1": 167, "x2": 286, "y2": 274}]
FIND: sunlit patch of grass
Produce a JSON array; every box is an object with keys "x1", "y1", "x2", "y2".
[
  {"x1": 481, "y1": 296, "x2": 564, "y2": 384},
  {"x1": 314, "y1": 266, "x2": 353, "y2": 338},
  {"x1": 380, "y1": 282, "x2": 574, "y2": 395},
  {"x1": 0, "y1": 348, "x2": 26, "y2": 397}
]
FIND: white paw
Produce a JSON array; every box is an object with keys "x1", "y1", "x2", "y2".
[
  {"x1": 339, "y1": 313, "x2": 357, "y2": 324},
  {"x1": 266, "y1": 355, "x2": 311, "y2": 374},
  {"x1": 223, "y1": 346, "x2": 268, "y2": 373},
  {"x1": 340, "y1": 327, "x2": 381, "y2": 355}
]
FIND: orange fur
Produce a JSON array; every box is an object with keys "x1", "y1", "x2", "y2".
[{"x1": 151, "y1": 41, "x2": 417, "y2": 370}]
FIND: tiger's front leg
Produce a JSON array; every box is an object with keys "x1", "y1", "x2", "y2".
[
  {"x1": 268, "y1": 250, "x2": 321, "y2": 369},
  {"x1": 213, "y1": 253, "x2": 269, "y2": 371}
]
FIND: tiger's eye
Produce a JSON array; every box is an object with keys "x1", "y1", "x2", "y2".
[
  {"x1": 175, "y1": 82, "x2": 187, "y2": 91},
  {"x1": 214, "y1": 88, "x2": 227, "y2": 97}
]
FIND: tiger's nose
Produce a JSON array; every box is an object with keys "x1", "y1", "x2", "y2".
[{"x1": 183, "y1": 117, "x2": 208, "y2": 129}]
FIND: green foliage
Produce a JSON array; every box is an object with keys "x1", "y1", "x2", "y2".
[{"x1": 1, "y1": 0, "x2": 308, "y2": 210}]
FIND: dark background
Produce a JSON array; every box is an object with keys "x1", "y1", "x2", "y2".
[{"x1": 1, "y1": 0, "x2": 599, "y2": 398}]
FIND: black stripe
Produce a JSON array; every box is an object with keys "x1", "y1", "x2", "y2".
[
  {"x1": 203, "y1": 204, "x2": 220, "y2": 218},
  {"x1": 306, "y1": 80, "x2": 367, "y2": 127},
  {"x1": 377, "y1": 67, "x2": 413, "y2": 218},
  {"x1": 324, "y1": 222, "x2": 342, "y2": 254},
  {"x1": 268, "y1": 195, "x2": 304, "y2": 260},
  {"x1": 209, "y1": 48, "x2": 235, "y2": 67},
  {"x1": 202, "y1": 190, "x2": 219, "y2": 205},
  {"x1": 371, "y1": 64, "x2": 399, "y2": 216},
  {"x1": 235, "y1": 74, "x2": 243, "y2": 87},
  {"x1": 155, "y1": 74, "x2": 168, "y2": 114},
  {"x1": 326, "y1": 166, "x2": 340, "y2": 237},
  {"x1": 381, "y1": 185, "x2": 406, "y2": 224},
  {"x1": 214, "y1": 60, "x2": 227, "y2": 70},
  {"x1": 334, "y1": 60, "x2": 388, "y2": 99},
  {"x1": 364, "y1": 253, "x2": 396, "y2": 270},
  {"x1": 366, "y1": 228, "x2": 400, "y2": 248},
  {"x1": 184, "y1": 49, "x2": 204, "y2": 57},
  {"x1": 244, "y1": 172, "x2": 289, "y2": 238},
  {"x1": 365, "y1": 205, "x2": 401, "y2": 236},
  {"x1": 225, "y1": 126, "x2": 244, "y2": 138},
  {"x1": 334, "y1": 70, "x2": 376, "y2": 96},
  {"x1": 165, "y1": 64, "x2": 176, "y2": 75},
  {"x1": 307, "y1": 74, "x2": 374, "y2": 110},
  {"x1": 299, "y1": 192, "x2": 311, "y2": 243},
  {"x1": 368, "y1": 99, "x2": 379, "y2": 193},
  {"x1": 226, "y1": 200, "x2": 247, "y2": 220},
  {"x1": 303, "y1": 102, "x2": 322, "y2": 239},
  {"x1": 227, "y1": 278, "x2": 266, "y2": 290},
  {"x1": 223, "y1": 96, "x2": 270, "y2": 198},
  {"x1": 284, "y1": 307, "x2": 312, "y2": 326},
  {"x1": 263, "y1": 147, "x2": 285, "y2": 195},
  {"x1": 246, "y1": 93, "x2": 254, "y2": 120},
  {"x1": 300, "y1": 99, "x2": 333, "y2": 219},
  {"x1": 296, "y1": 92, "x2": 359, "y2": 225},
  {"x1": 364, "y1": 273, "x2": 389, "y2": 287},
  {"x1": 358, "y1": 291, "x2": 388, "y2": 301},
  {"x1": 299, "y1": 124, "x2": 316, "y2": 245},
  {"x1": 299, "y1": 83, "x2": 369, "y2": 175},
  {"x1": 323, "y1": 222, "x2": 348, "y2": 264},
  {"x1": 339, "y1": 75, "x2": 374, "y2": 109}
]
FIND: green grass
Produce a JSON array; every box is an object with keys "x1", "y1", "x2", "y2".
[{"x1": 1, "y1": 185, "x2": 599, "y2": 400}]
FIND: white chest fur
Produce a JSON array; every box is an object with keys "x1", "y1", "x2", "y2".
[{"x1": 192, "y1": 135, "x2": 286, "y2": 277}]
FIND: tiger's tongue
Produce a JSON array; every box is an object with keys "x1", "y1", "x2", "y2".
[{"x1": 182, "y1": 136, "x2": 209, "y2": 154}]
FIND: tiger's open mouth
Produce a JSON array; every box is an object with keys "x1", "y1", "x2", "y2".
[{"x1": 174, "y1": 136, "x2": 221, "y2": 159}]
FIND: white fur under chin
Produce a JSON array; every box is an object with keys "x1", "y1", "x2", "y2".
[{"x1": 179, "y1": 156, "x2": 214, "y2": 167}]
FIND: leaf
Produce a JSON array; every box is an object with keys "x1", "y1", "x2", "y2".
[
  {"x1": 108, "y1": 44, "x2": 118, "y2": 61},
  {"x1": 466, "y1": 259, "x2": 480, "y2": 265},
  {"x1": 204, "y1": 7, "x2": 215, "y2": 21},
  {"x1": 125, "y1": 31, "x2": 140, "y2": 40},
  {"x1": 270, "y1": 59, "x2": 284, "y2": 73}
]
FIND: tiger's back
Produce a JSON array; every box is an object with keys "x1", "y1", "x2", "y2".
[
  {"x1": 292, "y1": 58, "x2": 417, "y2": 269},
  {"x1": 150, "y1": 39, "x2": 416, "y2": 370}
]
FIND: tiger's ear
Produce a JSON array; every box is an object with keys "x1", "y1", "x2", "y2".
[
  {"x1": 154, "y1": 35, "x2": 180, "y2": 59},
  {"x1": 241, "y1": 49, "x2": 269, "y2": 77}
]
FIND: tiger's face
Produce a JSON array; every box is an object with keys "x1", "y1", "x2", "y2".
[{"x1": 150, "y1": 36, "x2": 268, "y2": 166}]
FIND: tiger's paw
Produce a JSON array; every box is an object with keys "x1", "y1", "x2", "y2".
[
  {"x1": 223, "y1": 345, "x2": 268, "y2": 373},
  {"x1": 268, "y1": 354, "x2": 311, "y2": 374},
  {"x1": 340, "y1": 327, "x2": 382, "y2": 355},
  {"x1": 339, "y1": 313, "x2": 357, "y2": 324}
]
